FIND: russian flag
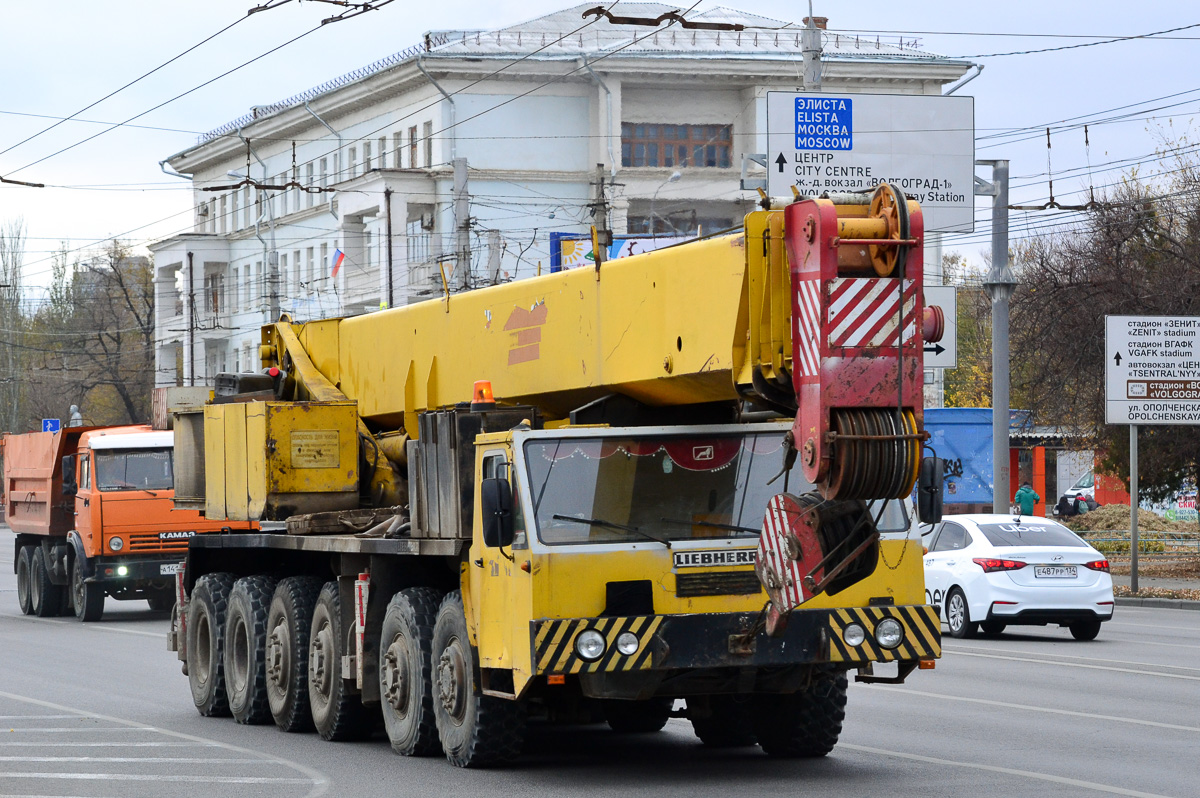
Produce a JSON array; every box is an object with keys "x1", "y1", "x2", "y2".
[{"x1": 331, "y1": 248, "x2": 346, "y2": 277}]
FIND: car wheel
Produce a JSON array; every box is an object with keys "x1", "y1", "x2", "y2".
[
  {"x1": 979, "y1": 620, "x2": 1006, "y2": 636},
  {"x1": 1069, "y1": 619, "x2": 1101, "y2": 641},
  {"x1": 945, "y1": 588, "x2": 977, "y2": 639}
]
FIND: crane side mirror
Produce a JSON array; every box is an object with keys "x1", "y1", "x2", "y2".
[
  {"x1": 480, "y1": 477, "x2": 514, "y2": 548},
  {"x1": 917, "y1": 456, "x2": 944, "y2": 525},
  {"x1": 61, "y1": 455, "x2": 77, "y2": 497}
]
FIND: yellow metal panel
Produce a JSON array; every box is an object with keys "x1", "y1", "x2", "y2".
[
  {"x1": 245, "y1": 403, "x2": 267, "y2": 520},
  {"x1": 277, "y1": 232, "x2": 751, "y2": 427},
  {"x1": 224, "y1": 403, "x2": 250, "y2": 521},
  {"x1": 203, "y1": 405, "x2": 227, "y2": 520},
  {"x1": 297, "y1": 320, "x2": 341, "y2": 396},
  {"x1": 264, "y1": 402, "x2": 357, "y2": 497}
]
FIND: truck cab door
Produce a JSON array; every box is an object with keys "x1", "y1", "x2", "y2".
[
  {"x1": 469, "y1": 447, "x2": 532, "y2": 692},
  {"x1": 74, "y1": 452, "x2": 98, "y2": 557}
]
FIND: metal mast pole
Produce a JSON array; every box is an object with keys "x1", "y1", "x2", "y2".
[
  {"x1": 453, "y1": 157, "x2": 470, "y2": 291},
  {"x1": 980, "y1": 159, "x2": 1016, "y2": 514}
]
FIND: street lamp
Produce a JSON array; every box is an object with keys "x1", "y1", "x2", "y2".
[
  {"x1": 649, "y1": 171, "x2": 682, "y2": 235},
  {"x1": 980, "y1": 159, "x2": 1017, "y2": 514}
]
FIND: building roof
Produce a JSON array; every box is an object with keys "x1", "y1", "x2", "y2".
[{"x1": 198, "y1": 2, "x2": 969, "y2": 144}]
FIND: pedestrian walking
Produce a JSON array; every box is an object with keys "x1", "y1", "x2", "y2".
[{"x1": 1014, "y1": 481, "x2": 1040, "y2": 516}]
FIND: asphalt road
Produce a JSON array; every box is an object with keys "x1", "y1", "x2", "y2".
[{"x1": 2, "y1": 563, "x2": 1197, "y2": 798}]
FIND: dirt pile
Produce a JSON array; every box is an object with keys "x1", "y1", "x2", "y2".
[{"x1": 1064, "y1": 503, "x2": 1195, "y2": 534}]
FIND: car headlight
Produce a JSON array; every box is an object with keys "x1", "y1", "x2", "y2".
[
  {"x1": 616, "y1": 632, "x2": 639, "y2": 656},
  {"x1": 575, "y1": 630, "x2": 606, "y2": 661},
  {"x1": 108, "y1": 537, "x2": 124, "y2": 552},
  {"x1": 843, "y1": 623, "x2": 866, "y2": 647},
  {"x1": 875, "y1": 618, "x2": 904, "y2": 649}
]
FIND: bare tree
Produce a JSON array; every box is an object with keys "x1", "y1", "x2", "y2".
[{"x1": 0, "y1": 220, "x2": 24, "y2": 432}]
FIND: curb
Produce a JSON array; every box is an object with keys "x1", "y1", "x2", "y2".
[{"x1": 1115, "y1": 596, "x2": 1200, "y2": 610}]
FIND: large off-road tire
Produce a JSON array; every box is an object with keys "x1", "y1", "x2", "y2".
[
  {"x1": 431, "y1": 591, "x2": 526, "y2": 768},
  {"x1": 380, "y1": 587, "x2": 444, "y2": 756},
  {"x1": 1069, "y1": 619, "x2": 1102, "y2": 641},
  {"x1": 16, "y1": 545, "x2": 34, "y2": 615},
  {"x1": 225, "y1": 575, "x2": 279, "y2": 725},
  {"x1": 266, "y1": 576, "x2": 324, "y2": 733},
  {"x1": 688, "y1": 695, "x2": 757, "y2": 747},
  {"x1": 603, "y1": 698, "x2": 673, "y2": 733},
  {"x1": 72, "y1": 557, "x2": 104, "y2": 622},
  {"x1": 945, "y1": 587, "x2": 977, "y2": 639},
  {"x1": 186, "y1": 572, "x2": 236, "y2": 717},
  {"x1": 752, "y1": 669, "x2": 849, "y2": 758},
  {"x1": 308, "y1": 581, "x2": 371, "y2": 741},
  {"x1": 30, "y1": 547, "x2": 63, "y2": 618}
]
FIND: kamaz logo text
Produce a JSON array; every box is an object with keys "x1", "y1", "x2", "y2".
[{"x1": 159, "y1": 531, "x2": 196, "y2": 541}]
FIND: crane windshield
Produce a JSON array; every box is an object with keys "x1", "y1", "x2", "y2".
[{"x1": 525, "y1": 432, "x2": 793, "y2": 546}]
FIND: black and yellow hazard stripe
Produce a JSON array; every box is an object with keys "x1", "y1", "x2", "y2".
[
  {"x1": 533, "y1": 616, "x2": 664, "y2": 674},
  {"x1": 827, "y1": 605, "x2": 941, "y2": 663}
]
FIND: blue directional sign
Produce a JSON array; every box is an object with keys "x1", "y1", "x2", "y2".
[
  {"x1": 794, "y1": 96, "x2": 853, "y2": 151},
  {"x1": 42, "y1": 418, "x2": 61, "y2": 433}
]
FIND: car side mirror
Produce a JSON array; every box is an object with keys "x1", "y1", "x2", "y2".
[
  {"x1": 480, "y1": 477, "x2": 514, "y2": 548},
  {"x1": 917, "y1": 456, "x2": 943, "y2": 525},
  {"x1": 61, "y1": 455, "x2": 78, "y2": 497}
]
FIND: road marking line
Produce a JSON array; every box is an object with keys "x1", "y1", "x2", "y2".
[
  {"x1": 946, "y1": 650, "x2": 1200, "y2": 681},
  {"x1": 0, "y1": 756, "x2": 269, "y2": 763},
  {"x1": 947, "y1": 643, "x2": 1200, "y2": 672},
  {"x1": 1, "y1": 728, "x2": 154, "y2": 733},
  {"x1": 0, "y1": 690, "x2": 327, "y2": 798},
  {"x1": 843, "y1": 744, "x2": 1176, "y2": 798},
  {"x1": 0, "y1": 773, "x2": 310, "y2": 784},
  {"x1": 1106, "y1": 621, "x2": 1200, "y2": 632},
  {"x1": 0, "y1": 716, "x2": 78, "y2": 721},
  {"x1": 0, "y1": 742, "x2": 214, "y2": 748},
  {"x1": 864, "y1": 685, "x2": 1200, "y2": 733},
  {"x1": 14, "y1": 616, "x2": 162, "y2": 639}
]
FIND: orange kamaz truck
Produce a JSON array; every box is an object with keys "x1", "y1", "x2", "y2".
[{"x1": 5, "y1": 424, "x2": 251, "y2": 621}]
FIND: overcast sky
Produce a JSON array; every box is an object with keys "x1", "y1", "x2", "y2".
[{"x1": 0, "y1": 0, "x2": 1195, "y2": 292}]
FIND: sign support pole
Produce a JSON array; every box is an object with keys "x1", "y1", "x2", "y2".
[
  {"x1": 979, "y1": 160, "x2": 1016, "y2": 514},
  {"x1": 1130, "y1": 423, "x2": 1139, "y2": 593}
]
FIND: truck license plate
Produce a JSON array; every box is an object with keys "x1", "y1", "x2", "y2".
[
  {"x1": 1034, "y1": 565, "x2": 1077, "y2": 578},
  {"x1": 160, "y1": 562, "x2": 185, "y2": 576}
]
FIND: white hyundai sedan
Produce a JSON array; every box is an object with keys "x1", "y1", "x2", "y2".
[{"x1": 923, "y1": 514, "x2": 1115, "y2": 641}]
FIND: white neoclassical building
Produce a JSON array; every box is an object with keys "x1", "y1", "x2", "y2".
[{"x1": 151, "y1": 3, "x2": 972, "y2": 387}]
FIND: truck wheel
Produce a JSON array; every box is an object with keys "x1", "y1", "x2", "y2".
[
  {"x1": 431, "y1": 591, "x2": 526, "y2": 768},
  {"x1": 225, "y1": 575, "x2": 278, "y2": 725},
  {"x1": 380, "y1": 587, "x2": 444, "y2": 757},
  {"x1": 752, "y1": 669, "x2": 848, "y2": 758},
  {"x1": 16, "y1": 546, "x2": 33, "y2": 615},
  {"x1": 603, "y1": 698, "x2": 672, "y2": 733},
  {"x1": 688, "y1": 695, "x2": 757, "y2": 747},
  {"x1": 308, "y1": 581, "x2": 371, "y2": 741},
  {"x1": 266, "y1": 576, "x2": 324, "y2": 733},
  {"x1": 186, "y1": 572, "x2": 236, "y2": 717},
  {"x1": 30, "y1": 547, "x2": 63, "y2": 618},
  {"x1": 72, "y1": 557, "x2": 105, "y2": 622}
]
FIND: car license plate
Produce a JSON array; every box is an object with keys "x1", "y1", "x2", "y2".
[
  {"x1": 1034, "y1": 565, "x2": 1077, "y2": 578},
  {"x1": 160, "y1": 562, "x2": 185, "y2": 576}
]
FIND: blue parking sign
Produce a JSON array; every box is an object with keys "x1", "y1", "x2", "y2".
[{"x1": 42, "y1": 419, "x2": 60, "y2": 433}]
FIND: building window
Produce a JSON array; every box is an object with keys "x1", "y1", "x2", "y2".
[
  {"x1": 321, "y1": 243, "x2": 329, "y2": 283},
  {"x1": 305, "y1": 163, "x2": 314, "y2": 209},
  {"x1": 393, "y1": 132, "x2": 403, "y2": 169},
  {"x1": 306, "y1": 247, "x2": 315, "y2": 291},
  {"x1": 279, "y1": 253, "x2": 288, "y2": 299},
  {"x1": 243, "y1": 186, "x2": 252, "y2": 229},
  {"x1": 319, "y1": 158, "x2": 328, "y2": 190},
  {"x1": 627, "y1": 213, "x2": 734, "y2": 236},
  {"x1": 203, "y1": 272, "x2": 225, "y2": 314},
  {"x1": 408, "y1": 126, "x2": 418, "y2": 168},
  {"x1": 423, "y1": 120, "x2": 433, "y2": 167},
  {"x1": 348, "y1": 146, "x2": 357, "y2": 179},
  {"x1": 293, "y1": 249, "x2": 302, "y2": 293},
  {"x1": 363, "y1": 142, "x2": 372, "y2": 172},
  {"x1": 620, "y1": 123, "x2": 732, "y2": 168},
  {"x1": 231, "y1": 267, "x2": 239, "y2": 308},
  {"x1": 378, "y1": 137, "x2": 387, "y2": 168},
  {"x1": 230, "y1": 190, "x2": 238, "y2": 231}
]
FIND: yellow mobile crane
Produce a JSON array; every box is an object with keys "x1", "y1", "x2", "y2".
[{"x1": 169, "y1": 184, "x2": 947, "y2": 767}]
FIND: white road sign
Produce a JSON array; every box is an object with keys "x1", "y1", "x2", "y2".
[
  {"x1": 766, "y1": 92, "x2": 975, "y2": 233},
  {"x1": 924, "y1": 285, "x2": 957, "y2": 370},
  {"x1": 1106, "y1": 315, "x2": 1200, "y2": 425}
]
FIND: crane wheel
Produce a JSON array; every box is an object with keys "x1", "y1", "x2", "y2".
[
  {"x1": 688, "y1": 695, "x2": 756, "y2": 747},
  {"x1": 225, "y1": 575, "x2": 279, "y2": 725},
  {"x1": 308, "y1": 581, "x2": 372, "y2": 741},
  {"x1": 431, "y1": 591, "x2": 526, "y2": 768},
  {"x1": 752, "y1": 668, "x2": 848, "y2": 757},
  {"x1": 380, "y1": 587, "x2": 444, "y2": 756},
  {"x1": 186, "y1": 572, "x2": 236, "y2": 717},
  {"x1": 266, "y1": 576, "x2": 324, "y2": 733},
  {"x1": 602, "y1": 698, "x2": 672, "y2": 733}
]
